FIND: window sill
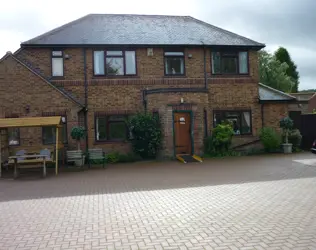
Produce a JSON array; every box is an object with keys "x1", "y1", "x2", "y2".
[
  {"x1": 94, "y1": 140, "x2": 129, "y2": 145},
  {"x1": 233, "y1": 134, "x2": 253, "y2": 137},
  {"x1": 210, "y1": 74, "x2": 250, "y2": 78},
  {"x1": 43, "y1": 142, "x2": 68, "y2": 145},
  {"x1": 163, "y1": 75, "x2": 187, "y2": 78},
  {"x1": 50, "y1": 76, "x2": 65, "y2": 80},
  {"x1": 92, "y1": 75, "x2": 140, "y2": 79}
]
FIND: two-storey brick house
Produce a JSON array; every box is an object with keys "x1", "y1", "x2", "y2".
[{"x1": 0, "y1": 14, "x2": 296, "y2": 158}]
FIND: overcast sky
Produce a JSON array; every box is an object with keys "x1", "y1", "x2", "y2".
[{"x1": 1, "y1": 0, "x2": 315, "y2": 90}]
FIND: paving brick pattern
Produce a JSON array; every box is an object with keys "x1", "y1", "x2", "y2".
[{"x1": 1, "y1": 154, "x2": 316, "y2": 250}]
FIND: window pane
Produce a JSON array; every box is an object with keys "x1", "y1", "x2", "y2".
[
  {"x1": 225, "y1": 112, "x2": 241, "y2": 135},
  {"x1": 222, "y1": 57, "x2": 237, "y2": 74},
  {"x1": 52, "y1": 51, "x2": 62, "y2": 57},
  {"x1": 108, "y1": 115, "x2": 125, "y2": 121},
  {"x1": 8, "y1": 128, "x2": 19, "y2": 145},
  {"x1": 106, "y1": 58, "x2": 124, "y2": 75},
  {"x1": 94, "y1": 51, "x2": 105, "y2": 75},
  {"x1": 125, "y1": 51, "x2": 136, "y2": 75},
  {"x1": 213, "y1": 112, "x2": 222, "y2": 127},
  {"x1": 239, "y1": 52, "x2": 248, "y2": 74},
  {"x1": 52, "y1": 58, "x2": 63, "y2": 76},
  {"x1": 96, "y1": 117, "x2": 107, "y2": 141},
  {"x1": 212, "y1": 52, "x2": 221, "y2": 74},
  {"x1": 165, "y1": 52, "x2": 184, "y2": 56},
  {"x1": 43, "y1": 127, "x2": 56, "y2": 144},
  {"x1": 165, "y1": 57, "x2": 184, "y2": 75},
  {"x1": 106, "y1": 51, "x2": 123, "y2": 56},
  {"x1": 241, "y1": 111, "x2": 251, "y2": 134},
  {"x1": 108, "y1": 122, "x2": 126, "y2": 140}
]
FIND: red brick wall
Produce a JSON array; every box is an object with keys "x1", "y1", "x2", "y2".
[
  {"x1": 0, "y1": 55, "x2": 81, "y2": 153},
  {"x1": 263, "y1": 103, "x2": 289, "y2": 132},
  {"x1": 12, "y1": 46, "x2": 264, "y2": 156}
]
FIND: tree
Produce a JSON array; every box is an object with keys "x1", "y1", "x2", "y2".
[
  {"x1": 275, "y1": 47, "x2": 300, "y2": 92},
  {"x1": 259, "y1": 50, "x2": 295, "y2": 93}
]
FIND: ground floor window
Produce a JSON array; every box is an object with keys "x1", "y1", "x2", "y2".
[
  {"x1": 42, "y1": 116, "x2": 67, "y2": 144},
  {"x1": 213, "y1": 110, "x2": 252, "y2": 135},
  {"x1": 8, "y1": 128, "x2": 20, "y2": 146},
  {"x1": 95, "y1": 115, "x2": 129, "y2": 141}
]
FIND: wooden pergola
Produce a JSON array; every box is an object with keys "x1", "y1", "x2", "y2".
[{"x1": 0, "y1": 116, "x2": 63, "y2": 178}]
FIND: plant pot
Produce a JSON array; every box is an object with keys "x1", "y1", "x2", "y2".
[
  {"x1": 282, "y1": 143, "x2": 293, "y2": 154},
  {"x1": 74, "y1": 158, "x2": 84, "y2": 167}
]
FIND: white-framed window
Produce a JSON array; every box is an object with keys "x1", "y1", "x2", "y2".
[
  {"x1": 52, "y1": 50, "x2": 64, "y2": 76},
  {"x1": 95, "y1": 115, "x2": 130, "y2": 141},
  {"x1": 164, "y1": 51, "x2": 185, "y2": 75},
  {"x1": 212, "y1": 51, "x2": 248, "y2": 75},
  {"x1": 213, "y1": 110, "x2": 252, "y2": 135},
  {"x1": 93, "y1": 50, "x2": 136, "y2": 76},
  {"x1": 8, "y1": 128, "x2": 20, "y2": 146}
]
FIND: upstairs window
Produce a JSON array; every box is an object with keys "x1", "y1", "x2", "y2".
[
  {"x1": 52, "y1": 51, "x2": 64, "y2": 77},
  {"x1": 212, "y1": 51, "x2": 248, "y2": 75},
  {"x1": 93, "y1": 50, "x2": 136, "y2": 76},
  {"x1": 164, "y1": 51, "x2": 185, "y2": 75}
]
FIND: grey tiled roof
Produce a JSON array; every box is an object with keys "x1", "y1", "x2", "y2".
[
  {"x1": 22, "y1": 14, "x2": 265, "y2": 47},
  {"x1": 259, "y1": 83, "x2": 296, "y2": 101}
]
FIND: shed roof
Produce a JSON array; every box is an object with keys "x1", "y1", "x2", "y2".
[
  {"x1": 0, "y1": 117, "x2": 62, "y2": 128},
  {"x1": 259, "y1": 83, "x2": 296, "y2": 101}
]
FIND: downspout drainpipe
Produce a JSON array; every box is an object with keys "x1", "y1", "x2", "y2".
[
  {"x1": 142, "y1": 89, "x2": 147, "y2": 113},
  {"x1": 203, "y1": 43, "x2": 208, "y2": 89},
  {"x1": 83, "y1": 48, "x2": 89, "y2": 152},
  {"x1": 261, "y1": 103, "x2": 264, "y2": 128}
]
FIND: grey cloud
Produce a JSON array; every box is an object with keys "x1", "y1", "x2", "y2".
[
  {"x1": 0, "y1": 11, "x2": 48, "y2": 39},
  {"x1": 197, "y1": 0, "x2": 316, "y2": 89}
]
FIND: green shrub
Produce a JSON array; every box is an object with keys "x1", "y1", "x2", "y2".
[
  {"x1": 106, "y1": 152, "x2": 120, "y2": 163},
  {"x1": 128, "y1": 113, "x2": 162, "y2": 159},
  {"x1": 203, "y1": 123, "x2": 234, "y2": 156},
  {"x1": 203, "y1": 136, "x2": 214, "y2": 155},
  {"x1": 288, "y1": 129, "x2": 302, "y2": 151},
  {"x1": 212, "y1": 123, "x2": 234, "y2": 153},
  {"x1": 70, "y1": 126, "x2": 85, "y2": 150},
  {"x1": 259, "y1": 127, "x2": 281, "y2": 152}
]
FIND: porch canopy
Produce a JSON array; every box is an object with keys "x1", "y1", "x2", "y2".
[{"x1": 0, "y1": 116, "x2": 63, "y2": 177}]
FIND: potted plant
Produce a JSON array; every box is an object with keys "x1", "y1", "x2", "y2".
[
  {"x1": 280, "y1": 117, "x2": 294, "y2": 154},
  {"x1": 70, "y1": 126, "x2": 86, "y2": 166}
]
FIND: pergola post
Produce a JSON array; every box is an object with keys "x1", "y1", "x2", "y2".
[{"x1": 55, "y1": 126, "x2": 59, "y2": 175}]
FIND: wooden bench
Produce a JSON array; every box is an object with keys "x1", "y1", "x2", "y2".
[
  {"x1": 66, "y1": 150, "x2": 85, "y2": 167},
  {"x1": 9, "y1": 155, "x2": 48, "y2": 178},
  {"x1": 88, "y1": 148, "x2": 107, "y2": 168}
]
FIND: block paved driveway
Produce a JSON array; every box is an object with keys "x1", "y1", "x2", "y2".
[{"x1": 1, "y1": 153, "x2": 316, "y2": 250}]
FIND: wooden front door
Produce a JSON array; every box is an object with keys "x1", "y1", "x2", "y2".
[{"x1": 174, "y1": 112, "x2": 192, "y2": 155}]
